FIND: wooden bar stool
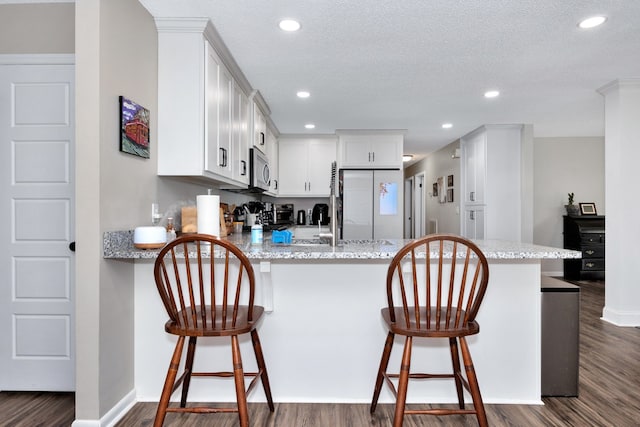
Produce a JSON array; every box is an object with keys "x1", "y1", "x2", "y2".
[
  {"x1": 153, "y1": 234, "x2": 274, "y2": 427},
  {"x1": 370, "y1": 234, "x2": 489, "y2": 427}
]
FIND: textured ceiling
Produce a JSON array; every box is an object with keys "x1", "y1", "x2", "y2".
[{"x1": 139, "y1": 0, "x2": 640, "y2": 164}]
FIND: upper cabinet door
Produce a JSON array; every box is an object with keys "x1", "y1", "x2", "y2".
[
  {"x1": 277, "y1": 139, "x2": 308, "y2": 195},
  {"x1": 253, "y1": 103, "x2": 267, "y2": 149},
  {"x1": 307, "y1": 139, "x2": 337, "y2": 196},
  {"x1": 338, "y1": 132, "x2": 404, "y2": 169},
  {"x1": 277, "y1": 137, "x2": 337, "y2": 197},
  {"x1": 232, "y1": 84, "x2": 250, "y2": 184}
]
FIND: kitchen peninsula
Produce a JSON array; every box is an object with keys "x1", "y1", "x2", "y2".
[{"x1": 104, "y1": 231, "x2": 579, "y2": 405}]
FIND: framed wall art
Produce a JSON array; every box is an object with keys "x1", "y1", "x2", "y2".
[
  {"x1": 579, "y1": 202, "x2": 597, "y2": 215},
  {"x1": 119, "y1": 96, "x2": 150, "y2": 159},
  {"x1": 437, "y1": 176, "x2": 446, "y2": 203}
]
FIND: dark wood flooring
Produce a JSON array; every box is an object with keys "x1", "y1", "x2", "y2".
[{"x1": 3, "y1": 280, "x2": 639, "y2": 426}]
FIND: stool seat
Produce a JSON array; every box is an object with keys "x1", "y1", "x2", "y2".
[
  {"x1": 382, "y1": 307, "x2": 479, "y2": 337},
  {"x1": 164, "y1": 305, "x2": 264, "y2": 336}
]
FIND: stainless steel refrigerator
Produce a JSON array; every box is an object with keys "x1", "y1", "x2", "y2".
[{"x1": 339, "y1": 169, "x2": 403, "y2": 240}]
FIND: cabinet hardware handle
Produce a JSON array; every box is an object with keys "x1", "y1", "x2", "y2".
[
  {"x1": 219, "y1": 147, "x2": 227, "y2": 167},
  {"x1": 240, "y1": 160, "x2": 247, "y2": 176},
  {"x1": 470, "y1": 211, "x2": 475, "y2": 220},
  {"x1": 69, "y1": 241, "x2": 76, "y2": 252},
  {"x1": 259, "y1": 132, "x2": 265, "y2": 145},
  {"x1": 586, "y1": 262, "x2": 595, "y2": 268},
  {"x1": 470, "y1": 191, "x2": 475, "y2": 202},
  {"x1": 372, "y1": 151, "x2": 375, "y2": 162},
  {"x1": 308, "y1": 182, "x2": 311, "y2": 192},
  {"x1": 368, "y1": 152, "x2": 371, "y2": 162},
  {"x1": 274, "y1": 179, "x2": 278, "y2": 190},
  {"x1": 585, "y1": 250, "x2": 595, "y2": 255}
]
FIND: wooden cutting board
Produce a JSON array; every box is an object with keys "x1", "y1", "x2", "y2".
[
  {"x1": 181, "y1": 206, "x2": 197, "y2": 233},
  {"x1": 181, "y1": 205, "x2": 228, "y2": 237}
]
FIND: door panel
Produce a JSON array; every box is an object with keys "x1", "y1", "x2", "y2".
[
  {"x1": 342, "y1": 170, "x2": 373, "y2": 239},
  {"x1": 373, "y1": 170, "x2": 403, "y2": 239},
  {"x1": 0, "y1": 63, "x2": 75, "y2": 391}
]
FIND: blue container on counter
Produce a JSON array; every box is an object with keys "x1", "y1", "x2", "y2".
[{"x1": 271, "y1": 230, "x2": 292, "y2": 244}]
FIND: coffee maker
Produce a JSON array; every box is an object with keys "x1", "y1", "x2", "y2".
[{"x1": 311, "y1": 203, "x2": 329, "y2": 225}]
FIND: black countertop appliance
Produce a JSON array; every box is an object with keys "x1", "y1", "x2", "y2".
[
  {"x1": 297, "y1": 210, "x2": 306, "y2": 225},
  {"x1": 311, "y1": 203, "x2": 330, "y2": 225}
]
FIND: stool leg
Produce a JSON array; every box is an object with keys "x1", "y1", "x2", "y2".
[
  {"x1": 393, "y1": 336, "x2": 412, "y2": 427},
  {"x1": 154, "y1": 336, "x2": 185, "y2": 427},
  {"x1": 449, "y1": 337, "x2": 465, "y2": 409},
  {"x1": 371, "y1": 331, "x2": 395, "y2": 413},
  {"x1": 460, "y1": 336, "x2": 488, "y2": 427},
  {"x1": 251, "y1": 329, "x2": 274, "y2": 411},
  {"x1": 231, "y1": 335, "x2": 249, "y2": 427},
  {"x1": 180, "y1": 336, "x2": 197, "y2": 407}
]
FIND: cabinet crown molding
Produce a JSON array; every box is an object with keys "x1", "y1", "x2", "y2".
[{"x1": 155, "y1": 17, "x2": 253, "y2": 97}]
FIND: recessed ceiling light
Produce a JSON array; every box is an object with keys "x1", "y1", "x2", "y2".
[
  {"x1": 484, "y1": 90, "x2": 500, "y2": 98},
  {"x1": 297, "y1": 91, "x2": 310, "y2": 98},
  {"x1": 578, "y1": 16, "x2": 607, "y2": 29},
  {"x1": 442, "y1": 123, "x2": 453, "y2": 129},
  {"x1": 402, "y1": 154, "x2": 413, "y2": 162},
  {"x1": 279, "y1": 19, "x2": 301, "y2": 32},
  {"x1": 304, "y1": 123, "x2": 315, "y2": 129}
]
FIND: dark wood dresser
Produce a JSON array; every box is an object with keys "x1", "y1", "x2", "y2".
[{"x1": 563, "y1": 215, "x2": 605, "y2": 280}]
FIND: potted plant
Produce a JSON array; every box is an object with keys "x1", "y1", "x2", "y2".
[{"x1": 565, "y1": 192, "x2": 579, "y2": 216}]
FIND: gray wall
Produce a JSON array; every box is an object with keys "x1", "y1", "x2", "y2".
[
  {"x1": 534, "y1": 136, "x2": 605, "y2": 274},
  {"x1": 0, "y1": 3, "x2": 74, "y2": 54}
]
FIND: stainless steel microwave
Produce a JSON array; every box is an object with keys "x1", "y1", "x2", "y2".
[{"x1": 249, "y1": 148, "x2": 270, "y2": 192}]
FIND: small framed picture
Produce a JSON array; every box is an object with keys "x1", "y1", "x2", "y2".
[
  {"x1": 447, "y1": 174, "x2": 454, "y2": 187},
  {"x1": 447, "y1": 188, "x2": 454, "y2": 203},
  {"x1": 579, "y1": 202, "x2": 597, "y2": 215},
  {"x1": 119, "y1": 96, "x2": 150, "y2": 158}
]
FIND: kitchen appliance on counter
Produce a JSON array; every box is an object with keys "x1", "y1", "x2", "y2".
[
  {"x1": 339, "y1": 169, "x2": 403, "y2": 239},
  {"x1": 297, "y1": 210, "x2": 306, "y2": 225},
  {"x1": 311, "y1": 203, "x2": 329, "y2": 226},
  {"x1": 274, "y1": 203, "x2": 295, "y2": 225}
]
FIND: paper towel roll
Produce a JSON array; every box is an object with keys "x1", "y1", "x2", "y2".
[{"x1": 196, "y1": 194, "x2": 220, "y2": 237}]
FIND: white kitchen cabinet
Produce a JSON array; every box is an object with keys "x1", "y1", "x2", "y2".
[
  {"x1": 463, "y1": 206, "x2": 485, "y2": 239},
  {"x1": 462, "y1": 130, "x2": 486, "y2": 204},
  {"x1": 337, "y1": 131, "x2": 404, "y2": 168},
  {"x1": 252, "y1": 101, "x2": 267, "y2": 149},
  {"x1": 460, "y1": 124, "x2": 523, "y2": 241},
  {"x1": 278, "y1": 136, "x2": 337, "y2": 197},
  {"x1": 231, "y1": 84, "x2": 250, "y2": 184},
  {"x1": 206, "y1": 44, "x2": 233, "y2": 178},
  {"x1": 156, "y1": 18, "x2": 254, "y2": 188}
]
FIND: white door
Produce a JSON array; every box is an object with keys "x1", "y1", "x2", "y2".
[{"x1": 0, "y1": 62, "x2": 75, "y2": 391}]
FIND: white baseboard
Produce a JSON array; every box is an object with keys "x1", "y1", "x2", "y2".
[
  {"x1": 72, "y1": 389, "x2": 137, "y2": 427},
  {"x1": 602, "y1": 306, "x2": 640, "y2": 327}
]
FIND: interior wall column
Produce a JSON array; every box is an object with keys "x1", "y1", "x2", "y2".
[{"x1": 598, "y1": 79, "x2": 640, "y2": 326}]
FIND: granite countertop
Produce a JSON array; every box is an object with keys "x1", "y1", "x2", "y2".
[{"x1": 103, "y1": 230, "x2": 581, "y2": 261}]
